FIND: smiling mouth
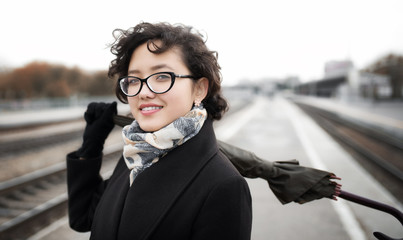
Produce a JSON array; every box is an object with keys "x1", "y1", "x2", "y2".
[{"x1": 141, "y1": 106, "x2": 163, "y2": 112}]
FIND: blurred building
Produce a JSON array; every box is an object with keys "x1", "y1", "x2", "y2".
[
  {"x1": 324, "y1": 60, "x2": 354, "y2": 78},
  {"x1": 294, "y1": 60, "x2": 392, "y2": 101}
]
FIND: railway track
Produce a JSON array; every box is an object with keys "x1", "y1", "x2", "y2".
[
  {"x1": 0, "y1": 144, "x2": 122, "y2": 240},
  {"x1": 0, "y1": 130, "x2": 83, "y2": 158},
  {"x1": 293, "y1": 101, "x2": 403, "y2": 202}
]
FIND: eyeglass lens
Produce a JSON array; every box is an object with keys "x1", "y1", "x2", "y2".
[{"x1": 120, "y1": 73, "x2": 173, "y2": 96}]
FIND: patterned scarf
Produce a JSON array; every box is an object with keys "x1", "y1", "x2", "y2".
[{"x1": 122, "y1": 105, "x2": 207, "y2": 186}]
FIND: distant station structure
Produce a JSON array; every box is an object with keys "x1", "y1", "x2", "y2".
[
  {"x1": 294, "y1": 60, "x2": 392, "y2": 100},
  {"x1": 223, "y1": 56, "x2": 400, "y2": 103}
]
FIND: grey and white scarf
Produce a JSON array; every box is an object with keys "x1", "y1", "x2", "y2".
[{"x1": 122, "y1": 105, "x2": 207, "y2": 186}]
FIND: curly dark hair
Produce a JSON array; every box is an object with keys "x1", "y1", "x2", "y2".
[{"x1": 108, "y1": 22, "x2": 228, "y2": 120}]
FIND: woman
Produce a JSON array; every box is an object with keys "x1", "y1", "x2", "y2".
[{"x1": 67, "y1": 22, "x2": 252, "y2": 239}]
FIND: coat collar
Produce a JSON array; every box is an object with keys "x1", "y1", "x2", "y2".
[{"x1": 117, "y1": 119, "x2": 218, "y2": 240}]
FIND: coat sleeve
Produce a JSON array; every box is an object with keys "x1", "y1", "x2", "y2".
[
  {"x1": 66, "y1": 151, "x2": 108, "y2": 232},
  {"x1": 191, "y1": 176, "x2": 252, "y2": 240}
]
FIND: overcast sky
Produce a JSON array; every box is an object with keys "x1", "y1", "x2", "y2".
[{"x1": 1, "y1": 0, "x2": 402, "y2": 85}]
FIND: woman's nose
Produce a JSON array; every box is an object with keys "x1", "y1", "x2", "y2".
[{"x1": 138, "y1": 83, "x2": 156, "y2": 99}]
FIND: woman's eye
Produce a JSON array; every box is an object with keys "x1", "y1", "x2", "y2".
[
  {"x1": 128, "y1": 78, "x2": 140, "y2": 85},
  {"x1": 156, "y1": 74, "x2": 171, "y2": 81}
]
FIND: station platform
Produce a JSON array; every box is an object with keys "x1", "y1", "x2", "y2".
[
  {"x1": 1, "y1": 95, "x2": 402, "y2": 240},
  {"x1": 288, "y1": 95, "x2": 403, "y2": 143}
]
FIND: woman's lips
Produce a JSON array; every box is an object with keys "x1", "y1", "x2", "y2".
[{"x1": 139, "y1": 104, "x2": 163, "y2": 115}]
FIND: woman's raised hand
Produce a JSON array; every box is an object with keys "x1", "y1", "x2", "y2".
[{"x1": 77, "y1": 102, "x2": 117, "y2": 159}]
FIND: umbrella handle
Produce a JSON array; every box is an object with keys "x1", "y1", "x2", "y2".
[
  {"x1": 338, "y1": 190, "x2": 403, "y2": 225},
  {"x1": 373, "y1": 231, "x2": 403, "y2": 240},
  {"x1": 339, "y1": 190, "x2": 403, "y2": 240}
]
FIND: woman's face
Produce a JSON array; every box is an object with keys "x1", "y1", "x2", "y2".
[{"x1": 127, "y1": 42, "x2": 203, "y2": 132}]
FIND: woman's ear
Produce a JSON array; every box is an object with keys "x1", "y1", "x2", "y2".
[{"x1": 194, "y1": 77, "x2": 209, "y2": 103}]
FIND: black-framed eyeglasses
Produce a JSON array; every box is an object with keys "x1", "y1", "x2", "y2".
[{"x1": 119, "y1": 72, "x2": 195, "y2": 97}]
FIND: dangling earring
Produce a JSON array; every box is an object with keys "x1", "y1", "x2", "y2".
[{"x1": 194, "y1": 100, "x2": 201, "y2": 108}]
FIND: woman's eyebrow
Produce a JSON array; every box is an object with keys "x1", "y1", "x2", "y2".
[
  {"x1": 128, "y1": 69, "x2": 140, "y2": 75},
  {"x1": 128, "y1": 64, "x2": 175, "y2": 76},
  {"x1": 150, "y1": 64, "x2": 174, "y2": 72}
]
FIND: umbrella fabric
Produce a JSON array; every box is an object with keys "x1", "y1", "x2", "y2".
[
  {"x1": 114, "y1": 115, "x2": 339, "y2": 204},
  {"x1": 217, "y1": 140, "x2": 338, "y2": 204}
]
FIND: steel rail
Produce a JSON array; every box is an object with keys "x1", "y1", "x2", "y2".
[
  {"x1": 293, "y1": 102, "x2": 403, "y2": 183},
  {"x1": 0, "y1": 144, "x2": 122, "y2": 239}
]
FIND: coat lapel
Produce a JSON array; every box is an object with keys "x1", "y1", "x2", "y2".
[{"x1": 117, "y1": 120, "x2": 218, "y2": 240}]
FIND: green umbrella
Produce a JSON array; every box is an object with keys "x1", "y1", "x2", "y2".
[{"x1": 113, "y1": 114, "x2": 340, "y2": 204}]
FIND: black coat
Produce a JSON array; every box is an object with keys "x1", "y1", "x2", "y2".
[{"x1": 67, "y1": 120, "x2": 252, "y2": 240}]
